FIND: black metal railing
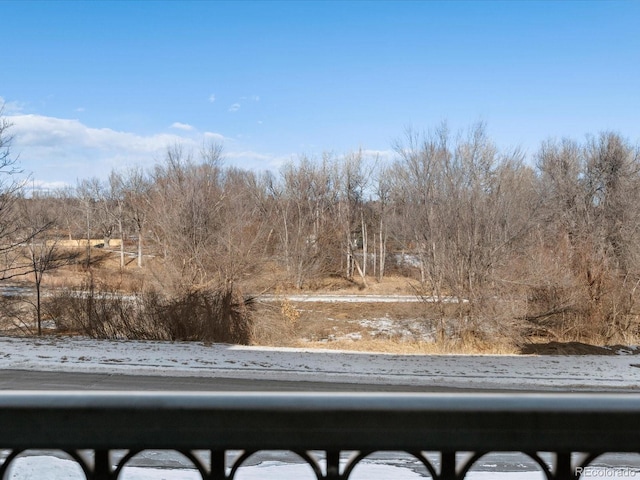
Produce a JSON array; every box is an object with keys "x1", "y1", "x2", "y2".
[{"x1": 1, "y1": 391, "x2": 640, "y2": 479}]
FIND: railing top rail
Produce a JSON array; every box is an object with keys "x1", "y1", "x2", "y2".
[
  {"x1": 1, "y1": 390, "x2": 640, "y2": 408},
  {"x1": 1, "y1": 391, "x2": 639, "y2": 452}
]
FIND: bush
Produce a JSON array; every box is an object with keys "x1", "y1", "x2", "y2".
[
  {"x1": 519, "y1": 246, "x2": 640, "y2": 344},
  {"x1": 144, "y1": 287, "x2": 254, "y2": 344},
  {"x1": 45, "y1": 280, "x2": 254, "y2": 344}
]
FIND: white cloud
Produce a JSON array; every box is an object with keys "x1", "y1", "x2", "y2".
[
  {"x1": 7, "y1": 113, "x2": 226, "y2": 186},
  {"x1": 225, "y1": 150, "x2": 291, "y2": 170},
  {"x1": 208, "y1": 94, "x2": 216, "y2": 103},
  {"x1": 75, "y1": 107, "x2": 85, "y2": 113},
  {"x1": 11, "y1": 114, "x2": 187, "y2": 153},
  {"x1": 228, "y1": 103, "x2": 241, "y2": 113},
  {"x1": 359, "y1": 148, "x2": 394, "y2": 162},
  {"x1": 30, "y1": 179, "x2": 71, "y2": 192},
  {"x1": 204, "y1": 131, "x2": 225, "y2": 142},
  {"x1": 170, "y1": 122, "x2": 194, "y2": 131}
]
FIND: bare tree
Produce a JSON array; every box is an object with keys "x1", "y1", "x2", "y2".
[
  {"x1": 75, "y1": 177, "x2": 118, "y2": 269},
  {"x1": 148, "y1": 143, "x2": 226, "y2": 288},
  {"x1": 107, "y1": 171, "x2": 128, "y2": 269},
  {"x1": 0, "y1": 105, "x2": 21, "y2": 178},
  {"x1": 584, "y1": 132, "x2": 640, "y2": 273},
  {"x1": 372, "y1": 166, "x2": 392, "y2": 280},
  {"x1": 216, "y1": 166, "x2": 274, "y2": 286},
  {"x1": 50, "y1": 187, "x2": 83, "y2": 241},
  {"x1": 391, "y1": 124, "x2": 450, "y2": 294},
  {"x1": 532, "y1": 133, "x2": 640, "y2": 340},
  {"x1": 146, "y1": 141, "x2": 276, "y2": 293},
  {"x1": 83, "y1": 178, "x2": 115, "y2": 247},
  {"x1": 121, "y1": 167, "x2": 150, "y2": 268},
  {"x1": 18, "y1": 196, "x2": 80, "y2": 335},
  {"x1": 336, "y1": 150, "x2": 372, "y2": 285},
  {"x1": 392, "y1": 122, "x2": 538, "y2": 316},
  {"x1": 273, "y1": 156, "x2": 339, "y2": 288},
  {"x1": 0, "y1": 106, "x2": 37, "y2": 280}
]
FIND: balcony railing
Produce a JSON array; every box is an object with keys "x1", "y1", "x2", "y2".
[{"x1": 0, "y1": 391, "x2": 639, "y2": 479}]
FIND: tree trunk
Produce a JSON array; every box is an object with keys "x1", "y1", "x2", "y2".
[
  {"x1": 36, "y1": 276, "x2": 42, "y2": 336},
  {"x1": 379, "y1": 225, "x2": 386, "y2": 281},
  {"x1": 137, "y1": 229, "x2": 143, "y2": 268},
  {"x1": 361, "y1": 213, "x2": 367, "y2": 278},
  {"x1": 118, "y1": 219, "x2": 125, "y2": 270},
  {"x1": 373, "y1": 240, "x2": 377, "y2": 281}
]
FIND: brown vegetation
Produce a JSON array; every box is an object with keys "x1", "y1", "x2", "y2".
[
  {"x1": 2, "y1": 109, "x2": 640, "y2": 352},
  {"x1": 46, "y1": 278, "x2": 253, "y2": 344}
]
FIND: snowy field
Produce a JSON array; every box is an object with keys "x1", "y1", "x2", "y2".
[{"x1": 2, "y1": 336, "x2": 640, "y2": 478}]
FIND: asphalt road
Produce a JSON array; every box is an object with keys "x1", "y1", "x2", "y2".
[{"x1": 0, "y1": 369, "x2": 512, "y2": 392}]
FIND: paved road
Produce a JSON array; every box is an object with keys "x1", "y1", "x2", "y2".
[
  {"x1": 258, "y1": 294, "x2": 462, "y2": 303},
  {"x1": 0, "y1": 369, "x2": 508, "y2": 391}
]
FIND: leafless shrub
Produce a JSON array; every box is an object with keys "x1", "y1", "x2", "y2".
[
  {"x1": 519, "y1": 243, "x2": 640, "y2": 344},
  {"x1": 144, "y1": 286, "x2": 254, "y2": 344},
  {"x1": 45, "y1": 280, "x2": 254, "y2": 344},
  {"x1": 525, "y1": 133, "x2": 640, "y2": 345},
  {"x1": 45, "y1": 279, "x2": 159, "y2": 339},
  {"x1": 0, "y1": 294, "x2": 34, "y2": 335}
]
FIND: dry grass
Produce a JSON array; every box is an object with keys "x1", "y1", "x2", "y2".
[
  {"x1": 289, "y1": 338, "x2": 519, "y2": 355},
  {"x1": 43, "y1": 249, "x2": 150, "y2": 292},
  {"x1": 251, "y1": 297, "x2": 520, "y2": 355}
]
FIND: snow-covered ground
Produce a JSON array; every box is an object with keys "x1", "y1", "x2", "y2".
[
  {"x1": 0, "y1": 454, "x2": 514, "y2": 479},
  {"x1": 1, "y1": 336, "x2": 639, "y2": 391},
  {"x1": 5, "y1": 452, "x2": 640, "y2": 479},
  {"x1": 2, "y1": 335, "x2": 640, "y2": 478}
]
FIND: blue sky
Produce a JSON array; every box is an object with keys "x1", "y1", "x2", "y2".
[{"x1": 1, "y1": 0, "x2": 639, "y2": 189}]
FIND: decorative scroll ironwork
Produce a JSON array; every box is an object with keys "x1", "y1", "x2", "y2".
[{"x1": 1, "y1": 392, "x2": 640, "y2": 479}]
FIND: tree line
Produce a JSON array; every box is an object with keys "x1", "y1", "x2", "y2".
[{"x1": 2, "y1": 114, "x2": 640, "y2": 343}]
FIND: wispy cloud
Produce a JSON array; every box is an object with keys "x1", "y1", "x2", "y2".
[
  {"x1": 0, "y1": 96, "x2": 25, "y2": 114},
  {"x1": 208, "y1": 94, "x2": 216, "y2": 103},
  {"x1": 170, "y1": 122, "x2": 194, "y2": 131},
  {"x1": 228, "y1": 103, "x2": 241, "y2": 113}
]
